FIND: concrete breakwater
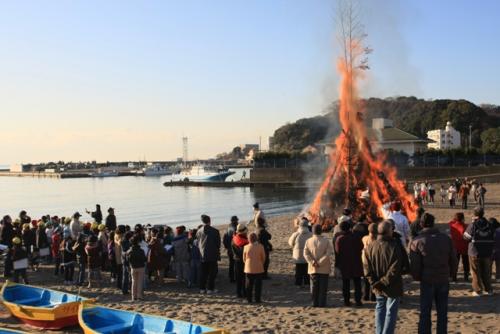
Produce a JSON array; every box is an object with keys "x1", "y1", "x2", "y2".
[{"x1": 0, "y1": 171, "x2": 137, "y2": 178}]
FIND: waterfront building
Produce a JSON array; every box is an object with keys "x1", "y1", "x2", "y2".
[
  {"x1": 426, "y1": 121, "x2": 461, "y2": 150},
  {"x1": 367, "y1": 118, "x2": 431, "y2": 156}
]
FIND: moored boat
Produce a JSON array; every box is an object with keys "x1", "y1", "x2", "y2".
[
  {"x1": 78, "y1": 303, "x2": 229, "y2": 334},
  {"x1": 170, "y1": 164, "x2": 234, "y2": 182},
  {"x1": 1, "y1": 281, "x2": 86, "y2": 330}
]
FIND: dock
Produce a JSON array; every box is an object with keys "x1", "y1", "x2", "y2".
[{"x1": 163, "y1": 180, "x2": 311, "y2": 189}]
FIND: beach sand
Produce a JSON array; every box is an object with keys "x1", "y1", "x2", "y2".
[{"x1": 1, "y1": 185, "x2": 500, "y2": 333}]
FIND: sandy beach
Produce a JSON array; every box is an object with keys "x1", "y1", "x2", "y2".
[{"x1": 1, "y1": 185, "x2": 500, "y2": 333}]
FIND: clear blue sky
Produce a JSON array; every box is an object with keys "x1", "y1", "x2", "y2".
[{"x1": 1, "y1": 0, "x2": 499, "y2": 163}]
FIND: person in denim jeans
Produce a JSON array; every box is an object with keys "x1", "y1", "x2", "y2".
[
  {"x1": 409, "y1": 213, "x2": 457, "y2": 334},
  {"x1": 363, "y1": 221, "x2": 406, "y2": 334}
]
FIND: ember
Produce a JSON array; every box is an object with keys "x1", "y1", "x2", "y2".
[{"x1": 309, "y1": 2, "x2": 417, "y2": 229}]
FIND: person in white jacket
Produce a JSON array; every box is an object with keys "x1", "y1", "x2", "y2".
[
  {"x1": 381, "y1": 202, "x2": 410, "y2": 248},
  {"x1": 69, "y1": 212, "x2": 82, "y2": 239},
  {"x1": 288, "y1": 218, "x2": 312, "y2": 287}
]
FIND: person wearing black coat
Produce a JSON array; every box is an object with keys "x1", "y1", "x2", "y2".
[
  {"x1": 256, "y1": 218, "x2": 272, "y2": 279},
  {"x1": 105, "y1": 208, "x2": 117, "y2": 232},
  {"x1": 1, "y1": 216, "x2": 14, "y2": 277},
  {"x1": 127, "y1": 236, "x2": 147, "y2": 301}
]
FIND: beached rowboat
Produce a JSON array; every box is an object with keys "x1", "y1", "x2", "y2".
[
  {"x1": 0, "y1": 329, "x2": 27, "y2": 334},
  {"x1": 1, "y1": 281, "x2": 86, "y2": 329},
  {"x1": 78, "y1": 303, "x2": 230, "y2": 334}
]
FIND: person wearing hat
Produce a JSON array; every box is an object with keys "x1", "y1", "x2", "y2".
[
  {"x1": 105, "y1": 208, "x2": 117, "y2": 232},
  {"x1": 223, "y1": 216, "x2": 239, "y2": 283},
  {"x1": 70, "y1": 212, "x2": 82, "y2": 239},
  {"x1": 288, "y1": 217, "x2": 313, "y2": 287},
  {"x1": 231, "y1": 223, "x2": 249, "y2": 298},
  {"x1": 252, "y1": 203, "x2": 265, "y2": 228},
  {"x1": 196, "y1": 215, "x2": 221, "y2": 294},
  {"x1": 11, "y1": 237, "x2": 29, "y2": 284}
]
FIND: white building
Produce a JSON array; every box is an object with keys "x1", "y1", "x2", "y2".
[{"x1": 426, "y1": 121, "x2": 461, "y2": 150}]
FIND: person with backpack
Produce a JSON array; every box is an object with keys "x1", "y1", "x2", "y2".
[
  {"x1": 463, "y1": 207, "x2": 496, "y2": 296},
  {"x1": 223, "y1": 216, "x2": 239, "y2": 283}
]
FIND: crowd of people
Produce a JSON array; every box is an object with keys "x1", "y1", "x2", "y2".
[
  {"x1": 291, "y1": 203, "x2": 499, "y2": 334},
  {"x1": 0, "y1": 198, "x2": 499, "y2": 334},
  {"x1": 412, "y1": 178, "x2": 487, "y2": 210},
  {"x1": 0, "y1": 203, "x2": 270, "y2": 304}
]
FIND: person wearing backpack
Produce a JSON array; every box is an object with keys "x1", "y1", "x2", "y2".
[{"x1": 463, "y1": 207, "x2": 495, "y2": 296}]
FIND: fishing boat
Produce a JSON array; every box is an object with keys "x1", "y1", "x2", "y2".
[
  {"x1": 1, "y1": 281, "x2": 86, "y2": 329},
  {"x1": 170, "y1": 164, "x2": 234, "y2": 182},
  {"x1": 79, "y1": 304, "x2": 229, "y2": 334}
]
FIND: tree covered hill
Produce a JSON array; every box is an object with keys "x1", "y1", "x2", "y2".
[{"x1": 272, "y1": 96, "x2": 500, "y2": 153}]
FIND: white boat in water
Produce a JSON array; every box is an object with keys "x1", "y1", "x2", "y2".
[
  {"x1": 170, "y1": 164, "x2": 234, "y2": 182},
  {"x1": 143, "y1": 164, "x2": 173, "y2": 176}
]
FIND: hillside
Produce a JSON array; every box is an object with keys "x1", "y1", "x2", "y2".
[{"x1": 271, "y1": 97, "x2": 500, "y2": 152}]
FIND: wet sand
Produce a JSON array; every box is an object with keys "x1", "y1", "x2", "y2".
[{"x1": 1, "y1": 185, "x2": 500, "y2": 333}]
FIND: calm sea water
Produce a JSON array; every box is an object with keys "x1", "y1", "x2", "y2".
[{"x1": 0, "y1": 169, "x2": 307, "y2": 228}]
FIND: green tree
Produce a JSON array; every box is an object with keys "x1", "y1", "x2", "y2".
[{"x1": 481, "y1": 127, "x2": 500, "y2": 154}]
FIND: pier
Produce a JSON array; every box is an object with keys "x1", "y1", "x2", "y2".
[{"x1": 163, "y1": 180, "x2": 310, "y2": 189}]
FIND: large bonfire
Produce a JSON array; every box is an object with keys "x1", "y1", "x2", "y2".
[{"x1": 309, "y1": 2, "x2": 417, "y2": 228}]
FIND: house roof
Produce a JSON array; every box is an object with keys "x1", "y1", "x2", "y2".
[{"x1": 366, "y1": 127, "x2": 433, "y2": 143}]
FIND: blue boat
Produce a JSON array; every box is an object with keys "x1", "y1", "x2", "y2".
[
  {"x1": 79, "y1": 304, "x2": 229, "y2": 334},
  {"x1": 0, "y1": 329, "x2": 27, "y2": 334},
  {"x1": 1, "y1": 281, "x2": 87, "y2": 329}
]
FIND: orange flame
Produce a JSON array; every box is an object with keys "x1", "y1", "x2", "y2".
[{"x1": 310, "y1": 40, "x2": 417, "y2": 226}]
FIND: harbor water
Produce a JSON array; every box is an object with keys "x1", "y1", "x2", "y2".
[{"x1": 0, "y1": 171, "x2": 307, "y2": 228}]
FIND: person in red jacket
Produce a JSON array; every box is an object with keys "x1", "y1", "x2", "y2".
[{"x1": 448, "y1": 212, "x2": 469, "y2": 281}]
